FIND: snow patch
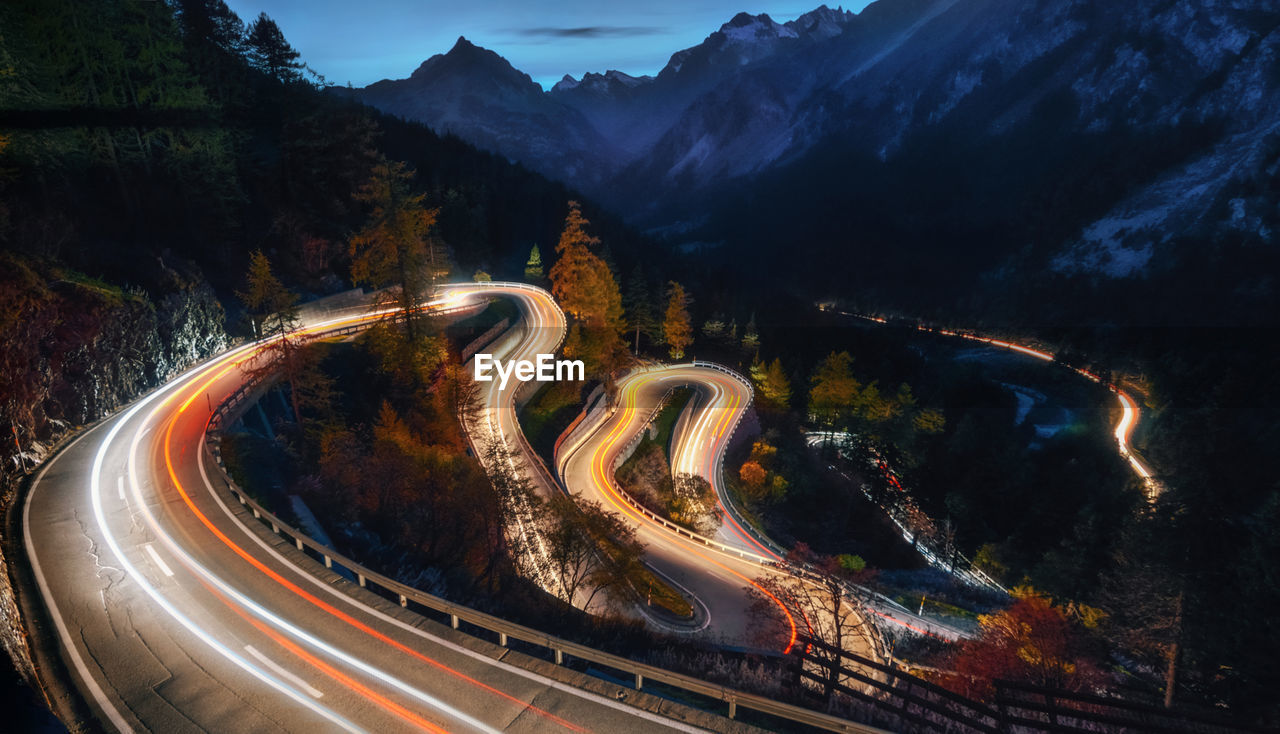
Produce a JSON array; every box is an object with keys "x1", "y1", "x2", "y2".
[{"x1": 1055, "y1": 209, "x2": 1163, "y2": 277}]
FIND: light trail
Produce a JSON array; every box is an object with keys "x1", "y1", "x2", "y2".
[
  {"x1": 86, "y1": 341, "x2": 367, "y2": 733},
  {"x1": 858, "y1": 311, "x2": 1161, "y2": 496},
  {"x1": 139, "y1": 299, "x2": 588, "y2": 733},
  {"x1": 583, "y1": 369, "x2": 800, "y2": 652}
]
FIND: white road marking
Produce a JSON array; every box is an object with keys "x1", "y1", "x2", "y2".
[
  {"x1": 143, "y1": 543, "x2": 174, "y2": 577},
  {"x1": 245, "y1": 645, "x2": 324, "y2": 699}
]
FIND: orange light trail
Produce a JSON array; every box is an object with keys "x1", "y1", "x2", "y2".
[
  {"x1": 198, "y1": 578, "x2": 451, "y2": 734},
  {"x1": 596, "y1": 373, "x2": 798, "y2": 653},
  {"x1": 159, "y1": 313, "x2": 588, "y2": 734}
]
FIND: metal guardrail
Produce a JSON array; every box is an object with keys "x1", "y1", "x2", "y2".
[
  {"x1": 557, "y1": 366, "x2": 780, "y2": 567},
  {"x1": 628, "y1": 364, "x2": 893, "y2": 657},
  {"x1": 204, "y1": 295, "x2": 886, "y2": 733}
]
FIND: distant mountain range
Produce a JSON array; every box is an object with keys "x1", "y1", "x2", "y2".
[{"x1": 342, "y1": 1, "x2": 1280, "y2": 322}]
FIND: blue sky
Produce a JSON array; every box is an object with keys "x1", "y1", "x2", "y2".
[{"x1": 223, "y1": 1, "x2": 873, "y2": 89}]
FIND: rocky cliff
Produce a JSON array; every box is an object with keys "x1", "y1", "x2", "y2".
[{"x1": 0, "y1": 253, "x2": 227, "y2": 712}]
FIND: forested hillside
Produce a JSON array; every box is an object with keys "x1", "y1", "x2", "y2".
[{"x1": 0, "y1": 0, "x2": 658, "y2": 719}]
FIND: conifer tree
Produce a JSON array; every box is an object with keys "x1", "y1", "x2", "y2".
[
  {"x1": 523, "y1": 243, "x2": 543, "y2": 282},
  {"x1": 245, "y1": 13, "x2": 302, "y2": 83},
  {"x1": 622, "y1": 266, "x2": 655, "y2": 354},
  {"x1": 350, "y1": 158, "x2": 441, "y2": 342},
  {"x1": 755, "y1": 358, "x2": 792, "y2": 411},
  {"x1": 237, "y1": 250, "x2": 303, "y2": 424},
  {"x1": 742, "y1": 314, "x2": 760, "y2": 353},
  {"x1": 809, "y1": 351, "x2": 860, "y2": 429},
  {"x1": 549, "y1": 202, "x2": 627, "y2": 374},
  {"x1": 663, "y1": 281, "x2": 693, "y2": 360},
  {"x1": 549, "y1": 202, "x2": 621, "y2": 329}
]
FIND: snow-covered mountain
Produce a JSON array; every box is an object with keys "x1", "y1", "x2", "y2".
[{"x1": 345, "y1": 1, "x2": 1280, "y2": 291}]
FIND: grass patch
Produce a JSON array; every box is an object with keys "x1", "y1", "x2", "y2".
[
  {"x1": 616, "y1": 437, "x2": 672, "y2": 514},
  {"x1": 520, "y1": 380, "x2": 591, "y2": 466},
  {"x1": 649, "y1": 387, "x2": 693, "y2": 459},
  {"x1": 629, "y1": 564, "x2": 693, "y2": 618},
  {"x1": 448, "y1": 298, "x2": 517, "y2": 342}
]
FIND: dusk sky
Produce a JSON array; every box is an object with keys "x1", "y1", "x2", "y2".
[{"x1": 222, "y1": 1, "x2": 874, "y2": 89}]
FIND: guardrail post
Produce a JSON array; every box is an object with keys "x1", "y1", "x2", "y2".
[
  {"x1": 554, "y1": 649, "x2": 563, "y2": 665},
  {"x1": 635, "y1": 673, "x2": 643, "y2": 690},
  {"x1": 450, "y1": 614, "x2": 459, "y2": 630},
  {"x1": 296, "y1": 538, "x2": 303, "y2": 551},
  {"x1": 324, "y1": 555, "x2": 332, "y2": 569},
  {"x1": 252, "y1": 507, "x2": 260, "y2": 518},
  {"x1": 498, "y1": 632, "x2": 507, "y2": 647},
  {"x1": 271, "y1": 522, "x2": 278, "y2": 533},
  {"x1": 358, "y1": 573, "x2": 366, "y2": 588},
  {"x1": 728, "y1": 698, "x2": 737, "y2": 719},
  {"x1": 399, "y1": 594, "x2": 407, "y2": 607}
]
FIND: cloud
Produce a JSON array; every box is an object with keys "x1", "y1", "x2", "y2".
[{"x1": 513, "y1": 26, "x2": 666, "y2": 39}]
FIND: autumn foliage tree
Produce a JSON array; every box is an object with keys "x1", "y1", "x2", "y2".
[
  {"x1": 663, "y1": 281, "x2": 693, "y2": 359},
  {"x1": 947, "y1": 587, "x2": 1107, "y2": 701},
  {"x1": 238, "y1": 250, "x2": 304, "y2": 424},
  {"x1": 739, "y1": 460, "x2": 767, "y2": 490},
  {"x1": 350, "y1": 158, "x2": 444, "y2": 342},
  {"x1": 747, "y1": 543, "x2": 877, "y2": 701},
  {"x1": 809, "y1": 351, "x2": 860, "y2": 429},
  {"x1": 548, "y1": 202, "x2": 626, "y2": 375},
  {"x1": 751, "y1": 357, "x2": 792, "y2": 412}
]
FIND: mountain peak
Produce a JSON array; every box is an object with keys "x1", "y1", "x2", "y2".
[
  {"x1": 717, "y1": 11, "x2": 796, "y2": 44},
  {"x1": 409, "y1": 37, "x2": 538, "y2": 92},
  {"x1": 725, "y1": 12, "x2": 762, "y2": 28}
]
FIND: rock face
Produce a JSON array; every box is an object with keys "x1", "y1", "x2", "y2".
[
  {"x1": 1, "y1": 259, "x2": 227, "y2": 471},
  {"x1": 0, "y1": 255, "x2": 227, "y2": 698}
]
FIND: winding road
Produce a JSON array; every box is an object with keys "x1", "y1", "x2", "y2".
[{"x1": 22, "y1": 289, "x2": 722, "y2": 733}]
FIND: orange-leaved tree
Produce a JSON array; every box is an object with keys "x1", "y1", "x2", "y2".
[
  {"x1": 350, "y1": 158, "x2": 444, "y2": 342},
  {"x1": 948, "y1": 586, "x2": 1108, "y2": 700},
  {"x1": 549, "y1": 202, "x2": 625, "y2": 374},
  {"x1": 663, "y1": 281, "x2": 692, "y2": 359}
]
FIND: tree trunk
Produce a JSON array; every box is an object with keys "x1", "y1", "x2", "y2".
[
  {"x1": 282, "y1": 336, "x2": 303, "y2": 427},
  {"x1": 1164, "y1": 592, "x2": 1184, "y2": 708}
]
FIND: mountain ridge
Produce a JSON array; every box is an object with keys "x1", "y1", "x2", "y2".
[{"x1": 340, "y1": 0, "x2": 1280, "y2": 320}]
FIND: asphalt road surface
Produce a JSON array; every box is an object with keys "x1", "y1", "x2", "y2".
[{"x1": 24, "y1": 291, "x2": 720, "y2": 733}]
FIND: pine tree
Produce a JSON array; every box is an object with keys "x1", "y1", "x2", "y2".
[
  {"x1": 742, "y1": 313, "x2": 760, "y2": 352},
  {"x1": 756, "y1": 358, "x2": 792, "y2": 411},
  {"x1": 809, "y1": 351, "x2": 859, "y2": 429},
  {"x1": 663, "y1": 281, "x2": 693, "y2": 360},
  {"x1": 239, "y1": 249, "x2": 299, "y2": 339},
  {"x1": 174, "y1": 0, "x2": 246, "y2": 101},
  {"x1": 548, "y1": 202, "x2": 628, "y2": 376},
  {"x1": 237, "y1": 250, "x2": 303, "y2": 424},
  {"x1": 549, "y1": 201, "x2": 621, "y2": 330},
  {"x1": 523, "y1": 243, "x2": 543, "y2": 282},
  {"x1": 622, "y1": 266, "x2": 655, "y2": 354},
  {"x1": 245, "y1": 12, "x2": 302, "y2": 83},
  {"x1": 350, "y1": 158, "x2": 441, "y2": 342}
]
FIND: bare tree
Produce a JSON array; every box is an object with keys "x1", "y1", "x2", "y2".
[
  {"x1": 747, "y1": 544, "x2": 877, "y2": 702},
  {"x1": 541, "y1": 495, "x2": 645, "y2": 611},
  {"x1": 480, "y1": 439, "x2": 546, "y2": 585},
  {"x1": 238, "y1": 250, "x2": 304, "y2": 424}
]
